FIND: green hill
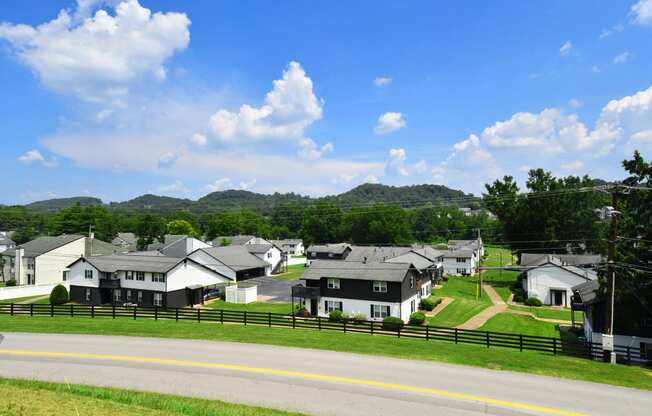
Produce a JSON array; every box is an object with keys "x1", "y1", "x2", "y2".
[{"x1": 27, "y1": 197, "x2": 103, "y2": 212}]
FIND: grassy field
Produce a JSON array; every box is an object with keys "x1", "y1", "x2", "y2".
[
  {"x1": 482, "y1": 246, "x2": 520, "y2": 302},
  {"x1": 0, "y1": 295, "x2": 50, "y2": 304},
  {"x1": 479, "y1": 313, "x2": 561, "y2": 338},
  {"x1": 205, "y1": 299, "x2": 293, "y2": 314},
  {"x1": 273, "y1": 264, "x2": 306, "y2": 281},
  {"x1": 508, "y1": 304, "x2": 582, "y2": 322},
  {"x1": 0, "y1": 315, "x2": 650, "y2": 391},
  {"x1": 0, "y1": 378, "x2": 301, "y2": 416},
  {"x1": 429, "y1": 275, "x2": 492, "y2": 327}
]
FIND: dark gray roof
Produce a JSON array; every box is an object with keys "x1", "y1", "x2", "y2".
[
  {"x1": 528, "y1": 262, "x2": 598, "y2": 281},
  {"x1": 85, "y1": 238, "x2": 126, "y2": 257},
  {"x1": 245, "y1": 244, "x2": 275, "y2": 254},
  {"x1": 345, "y1": 246, "x2": 412, "y2": 262},
  {"x1": 0, "y1": 236, "x2": 15, "y2": 246},
  {"x1": 69, "y1": 254, "x2": 184, "y2": 273},
  {"x1": 411, "y1": 246, "x2": 446, "y2": 261},
  {"x1": 521, "y1": 253, "x2": 602, "y2": 267},
  {"x1": 3, "y1": 235, "x2": 85, "y2": 258},
  {"x1": 303, "y1": 260, "x2": 411, "y2": 282},
  {"x1": 442, "y1": 249, "x2": 474, "y2": 259},
  {"x1": 214, "y1": 235, "x2": 256, "y2": 246},
  {"x1": 112, "y1": 232, "x2": 136, "y2": 245},
  {"x1": 307, "y1": 243, "x2": 351, "y2": 255},
  {"x1": 272, "y1": 239, "x2": 302, "y2": 247},
  {"x1": 385, "y1": 251, "x2": 434, "y2": 270},
  {"x1": 198, "y1": 245, "x2": 269, "y2": 271},
  {"x1": 571, "y1": 280, "x2": 601, "y2": 306}
]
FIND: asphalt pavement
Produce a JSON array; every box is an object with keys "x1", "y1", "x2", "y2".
[{"x1": 0, "y1": 332, "x2": 650, "y2": 416}]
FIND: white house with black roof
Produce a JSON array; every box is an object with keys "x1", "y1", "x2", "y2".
[
  {"x1": 66, "y1": 254, "x2": 229, "y2": 307},
  {"x1": 188, "y1": 245, "x2": 271, "y2": 280},
  {"x1": 272, "y1": 239, "x2": 305, "y2": 256},
  {"x1": 298, "y1": 259, "x2": 431, "y2": 322},
  {"x1": 244, "y1": 243, "x2": 284, "y2": 274},
  {"x1": 523, "y1": 259, "x2": 597, "y2": 307}
]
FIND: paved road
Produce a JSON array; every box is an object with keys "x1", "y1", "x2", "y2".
[{"x1": 0, "y1": 333, "x2": 650, "y2": 416}]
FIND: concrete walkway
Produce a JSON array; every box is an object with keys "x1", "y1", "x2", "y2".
[
  {"x1": 424, "y1": 297, "x2": 453, "y2": 317},
  {"x1": 455, "y1": 286, "x2": 507, "y2": 330}
]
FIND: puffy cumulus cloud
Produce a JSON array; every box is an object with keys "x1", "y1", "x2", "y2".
[
  {"x1": 632, "y1": 0, "x2": 652, "y2": 25},
  {"x1": 613, "y1": 51, "x2": 630, "y2": 64},
  {"x1": 297, "y1": 138, "x2": 334, "y2": 160},
  {"x1": 208, "y1": 61, "x2": 323, "y2": 143},
  {"x1": 373, "y1": 77, "x2": 392, "y2": 86},
  {"x1": 157, "y1": 179, "x2": 189, "y2": 195},
  {"x1": 0, "y1": 0, "x2": 190, "y2": 103},
  {"x1": 559, "y1": 41, "x2": 572, "y2": 56},
  {"x1": 204, "y1": 177, "x2": 232, "y2": 193},
  {"x1": 363, "y1": 174, "x2": 380, "y2": 184},
  {"x1": 374, "y1": 112, "x2": 406, "y2": 134},
  {"x1": 17, "y1": 149, "x2": 58, "y2": 167},
  {"x1": 387, "y1": 148, "x2": 408, "y2": 176},
  {"x1": 625, "y1": 129, "x2": 652, "y2": 154}
]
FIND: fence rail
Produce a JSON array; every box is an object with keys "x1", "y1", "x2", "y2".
[{"x1": 0, "y1": 303, "x2": 647, "y2": 366}]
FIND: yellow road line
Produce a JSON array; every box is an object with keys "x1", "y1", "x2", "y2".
[{"x1": 0, "y1": 348, "x2": 585, "y2": 416}]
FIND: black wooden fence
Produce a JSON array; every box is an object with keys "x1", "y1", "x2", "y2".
[{"x1": 0, "y1": 303, "x2": 647, "y2": 366}]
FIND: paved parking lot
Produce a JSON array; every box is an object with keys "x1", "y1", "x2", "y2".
[{"x1": 247, "y1": 275, "x2": 296, "y2": 302}]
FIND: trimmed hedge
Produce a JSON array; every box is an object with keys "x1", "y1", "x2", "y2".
[
  {"x1": 328, "y1": 310, "x2": 349, "y2": 322},
  {"x1": 49, "y1": 284, "x2": 69, "y2": 305},
  {"x1": 409, "y1": 312, "x2": 426, "y2": 326},
  {"x1": 525, "y1": 297, "x2": 543, "y2": 307},
  {"x1": 419, "y1": 297, "x2": 442, "y2": 311},
  {"x1": 5, "y1": 279, "x2": 16, "y2": 287},
  {"x1": 382, "y1": 316, "x2": 404, "y2": 330}
]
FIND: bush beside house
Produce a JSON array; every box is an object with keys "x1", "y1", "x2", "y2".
[
  {"x1": 409, "y1": 312, "x2": 426, "y2": 326},
  {"x1": 49, "y1": 284, "x2": 69, "y2": 305}
]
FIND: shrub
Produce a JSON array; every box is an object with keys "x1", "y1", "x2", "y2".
[
  {"x1": 5, "y1": 279, "x2": 16, "y2": 287},
  {"x1": 513, "y1": 293, "x2": 525, "y2": 303},
  {"x1": 442, "y1": 276, "x2": 449, "y2": 282},
  {"x1": 353, "y1": 313, "x2": 367, "y2": 324},
  {"x1": 49, "y1": 284, "x2": 69, "y2": 305},
  {"x1": 328, "y1": 310, "x2": 349, "y2": 322},
  {"x1": 419, "y1": 297, "x2": 441, "y2": 311},
  {"x1": 382, "y1": 316, "x2": 404, "y2": 330},
  {"x1": 409, "y1": 312, "x2": 426, "y2": 326},
  {"x1": 525, "y1": 297, "x2": 543, "y2": 307},
  {"x1": 294, "y1": 308, "x2": 310, "y2": 318}
]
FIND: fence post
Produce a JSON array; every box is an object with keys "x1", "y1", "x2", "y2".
[
  {"x1": 30, "y1": 303, "x2": 33, "y2": 317},
  {"x1": 553, "y1": 338, "x2": 557, "y2": 355},
  {"x1": 370, "y1": 320, "x2": 374, "y2": 335},
  {"x1": 486, "y1": 331, "x2": 490, "y2": 348},
  {"x1": 70, "y1": 304, "x2": 74, "y2": 317},
  {"x1": 133, "y1": 306, "x2": 137, "y2": 320},
  {"x1": 198, "y1": 308, "x2": 201, "y2": 323},
  {"x1": 454, "y1": 328, "x2": 458, "y2": 344},
  {"x1": 112, "y1": 304, "x2": 115, "y2": 319},
  {"x1": 397, "y1": 325, "x2": 401, "y2": 339},
  {"x1": 626, "y1": 346, "x2": 631, "y2": 365},
  {"x1": 268, "y1": 312, "x2": 272, "y2": 327},
  {"x1": 91, "y1": 305, "x2": 95, "y2": 319},
  {"x1": 292, "y1": 313, "x2": 296, "y2": 329},
  {"x1": 426, "y1": 325, "x2": 429, "y2": 341},
  {"x1": 220, "y1": 309, "x2": 224, "y2": 324},
  {"x1": 10, "y1": 303, "x2": 13, "y2": 316},
  {"x1": 244, "y1": 311, "x2": 247, "y2": 326},
  {"x1": 343, "y1": 319, "x2": 347, "y2": 333},
  {"x1": 519, "y1": 334, "x2": 523, "y2": 352},
  {"x1": 51, "y1": 304, "x2": 54, "y2": 317},
  {"x1": 176, "y1": 308, "x2": 179, "y2": 322},
  {"x1": 318, "y1": 316, "x2": 321, "y2": 331},
  {"x1": 154, "y1": 306, "x2": 158, "y2": 320}
]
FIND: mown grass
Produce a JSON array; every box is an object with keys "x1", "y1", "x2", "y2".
[
  {"x1": 204, "y1": 299, "x2": 293, "y2": 315},
  {"x1": 0, "y1": 378, "x2": 301, "y2": 416},
  {"x1": 482, "y1": 246, "x2": 520, "y2": 302},
  {"x1": 430, "y1": 275, "x2": 492, "y2": 327},
  {"x1": 273, "y1": 264, "x2": 306, "y2": 281},
  {"x1": 1, "y1": 315, "x2": 651, "y2": 391},
  {"x1": 508, "y1": 304, "x2": 583, "y2": 322},
  {"x1": 479, "y1": 313, "x2": 561, "y2": 338},
  {"x1": 0, "y1": 295, "x2": 50, "y2": 304}
]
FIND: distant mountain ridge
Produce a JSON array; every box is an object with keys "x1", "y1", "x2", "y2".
[{"x1": 23, "y1": 183, "x2": 479, "y2": 214}]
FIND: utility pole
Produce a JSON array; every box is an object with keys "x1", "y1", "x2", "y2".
[
  {"x1": 605, "y1": 190, "x2": 619, "y2": 336},
  {"x1": 476, "y1": 228, "x2": 482, "y2": 299}
]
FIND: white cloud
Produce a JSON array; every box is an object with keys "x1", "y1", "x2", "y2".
[
  {"x1": 374, "y1": 112, "x2": 406, "y2": 134},
  {"x1": 0, "y1": 0, "x2": 190, "y2": 103},
  {"x1": 190, "y1": 133, "x2": 208, "y2": 146},
  {"x1": 387, "y1": 148, "x2": 409, "y2": 176},
  {"x1": 157, "y1": 179, "x2": 189, "y2": 195},
  {"x1": 559, "y1": 41, "x2": 572, "y2": 56},
  {"x1": 208, "y1": 61, "x2": 323, "y2": 143},
  {"x1": 363, "y1": 174, "x2": 379, "y2": 184},
  {"x1": 613, "y1": 51, "x2": 630, "y2": 64},
  {"x1": 561, "y1": 160, "x2": 584, "y2": 171},
  {"x1": 599, "y1": 23, "x2": 624, "y2": 39},
  {"x1": 413, "y1": 160, "x2": 428, "y2": 175},
  {"x1": 626, "y1": 129, "x2": 652, "y2": 154},
  {"x1": 238, "y1": 179, "x2": 257, "y2": 190},
  {"x1": 632, "y1": 0, "x2": 652, "y2": 25},
  {"x1": 331, "y1": 173, "x2": 358, "y2": 185},
  {"x1": 17, "y1": 149, "x2": 58, "y2": 167},
  {"x1": 204, "y1": 177, "x2": 231, "y2": 193},
  {"x1": 373, "y1": 77, "x2": 392, "y2": 86},
  {"x1": 297, "y1": 138, "x2": 334, "y2": 160},
  {"x1": 568, "y1": 98, "x2": 582, "y2": 109}
]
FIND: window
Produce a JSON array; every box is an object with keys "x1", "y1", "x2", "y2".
[
  {"x1": 373, "y1": 281, "x2": 387, "y2": 293},
  {"x1": 411, "y1": 299, "x2": 416, "y2": 313},
  {"x1": 325, "y1": 300, "x2": 342, "y2": 313},
  {"x1": 409, "y1": 276, "x2": 414, "y2": 288},
  {"x1": 84, "y1": 269, "x2": 93, "y2": 279},
  {"x1": 152, "y1": 273, "x2": 165, "y2": 283},
  {"x1": 327, "y1": 278, "x2": 340, "y2": 289},
  {"x1": 125, "y1": 271, "x2": 134, "y2": 280},
  {"x1": 136, "y1": 272, "x2": 145, "y2": 281},
  {"x1": 311, "y1": 252, "x2": 316, "y2": 258},
  {"x1": 267, "y1": 252, "x2": 272, "y2": 258},
  {"x1": 85, "y1": 289, "x2": 91, "y2": 302},
  {"x1": 153, "y1": 292, "x2": 163, "y2": 307},
  {"x1": 456, "y1": 257, "x2": 466, "y2": 263},
  {"x1": 370, "y1": 304, "x2": 390, "y2": 319},
  {"x1": 137, "y1": 291, "x2": 143, "y2": 303},
  {"x1": 114, "y1": 290, "x2": 121, "y2": 302},
  {"x1": 62, "y1": 271, "x2": 69, "y2": 281},
  {"x1": 126, "y1": 290, "x2": 132, "y2": 301},
  {"x1": 27, "y1": 262, "x2": 34, "y2": 270},
  {"x1": 457, "y1": 268, "x2": 466, "y2": 275}
]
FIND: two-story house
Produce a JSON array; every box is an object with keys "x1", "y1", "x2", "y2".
[
  {"x1": 244, "y1": 244, "x2": 284, "y2": 274},
  {"x1": 298, "y1": 260, "x2": 430, "y2": 322},
  {"x1": 66, "y1": 254, "x2": 229, "y2": 307},
  {"x1": 442, "y1": 249, "x2": 476, "y2": 276},
  {"x1": 306, "y1": 244, "x2": 352, "y2": 265},
  {"x1": 272, "y1": 239, "x2": 305, "y2": 256}
]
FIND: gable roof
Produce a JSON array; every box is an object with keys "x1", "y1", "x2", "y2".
[
  {"x1": 0, "y1": 236, "x2": 15, "y2": 246},
  {"x1": 385, "y1": 251, "x2": 434, "y2": 270},
  {"x1": 442, "y1": 249, "x2": 474, "y2": 259},
  {"x1": 245, "y1": 244, "x2": 276, "y2": 254},
  {"x1": 86, "y1": 238, "x2": 127, "y2": 257},
  {"x1": 69, "y1": 254, "x2": 184, "y2": 273},
  {"x1": 303, "y1": 260, "x2": 412, "y2": 282},
  {"x1": 571, "y1": 280, "x2": 601, "y2": 306},
  {"x1": 307, "y1": 243, "x2": 351, "y2": 255},
  {"x1": 213, "y1": 235, "x2": 256, "y2": 246},
  {"x1": 112, "y1": 232, "x2": 137, "y2": 246},
  {"x1": 528, "y1": 261, "x2": 598, "y2": 281},
  {"x1": 197, "y1": 245, "x2": 269, "y2": 271},
  {"x1": 521, "y1": 253, "x2": 602, "y2": 267},
  {"x1": 3, "y1": 234, "x2": 85, "y2": 258},
  {"x1": 344, "y1": 246, "x2": 412, "y2": 262}
]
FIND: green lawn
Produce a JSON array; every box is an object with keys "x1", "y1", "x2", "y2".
[
  {"x1": 482, "y1": 246, "x2": 520, "y2": 302},
  {"x1": 0, "y1": 295, "x2": 50, "y2": 304},
  {"x1": 205, "y1": 299, "x2": 293, "y2": 315},
  {"x1": 273, "y1": 264, "x2": 306, "y2": 281},
  {"x1": 0, "y1": 378, "x2": 301, "y2": 416},
  {"x1": 429, "y1": 275, "x2": 492, "y2": 327},
  {"x1": 508, "y1": 304, "x2": 583, "y2": 322},
  {"x1": 479, "y1": 313, "x2": 561, "y2": 338},
  {"x1": 0, "y1": 316, "x2": 650, "y2": 391}
]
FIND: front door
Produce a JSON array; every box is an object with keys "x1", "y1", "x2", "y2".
[
  {"x1": 310, "y1": 298, "x2": 318, "y2": 316},
  {"x1": 551, "y1": 290, "x2": 565, "y2": 306}
]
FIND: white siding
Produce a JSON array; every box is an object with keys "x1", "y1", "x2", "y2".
[
  {"x1": 255, "y1": 247, "x2": 282, "y2": 275},
  {"x1": 188, "y1": 250, "x2": 236, "y2": 280},
  {"x1": 35, "y1": 237, "x2": 86, "y2": 285},
  {"x1": 525, "y1": 267, "x2": 593, "y2": 306},
  {"x1": 313, "y1": 297, "x2": 404, "y2": 322},
  {"x1": 166, "y1": 260, "x2": 230, "y2": 292},
  {"x1": 66, "y1": 261, "x2": 101, "y2": 288},
  {"x1": 443, "y1": 257, "x2": 474, "y2": 276}
]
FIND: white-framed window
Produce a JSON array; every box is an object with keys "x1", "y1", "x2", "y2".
[
  {"x1": 27, "y1": 262, "x2": 34, "y2": 270},
  {"x1": 136, "y1": 272, "x2": 145, "y2": 281},
  {"x1": 456, "y1": 257, "x2": 466, "y2": 263},
  {"x1": 125, "y1": 271, "x2": 134, "y2": 280},
  {"x1": 457, "y1": 268, "x2": 466, "y2": 275},
  {"x1": 327, "y1": 278, "x2": 340, "y2": 289},
  {"x1": 409, "y1": 276, "x2": 414, "y2": 288},
  {"x1": 371, "y1": 304, "x2": 390, "y2": 319},
  {"x1": 325, "y1": 300, "x2": 342, "y2": 313},
  {"x1": 137, "y1": 291, "x2": 143, "y2": 303},
  {"x1": 153, "y1": 292, "x2": 163, "y2": 307},
  {"x1": 62, "y1": 271, "x2": 69, "y2": 281},
  {"x1": 267, "y1": 252, "x2": 272, "y2": 258},
  {"x1": 114, "y1": 290, "x2": 121, "y2": 302},
  {"x1": 373, "y1": 281, "x2": 387, "y2": 293},
  {"x1": 152, "y1": 273, "x2": 165, "y2": 283},
  {"x1": 85, "y1": 289, "x2": 91, "y2": 302},
  {"x1": 411, "y1": 299, "x2": 416, "y2": 313},
  {"x1": 84, "y1": 269, "x2": 93, "y2": 280}
]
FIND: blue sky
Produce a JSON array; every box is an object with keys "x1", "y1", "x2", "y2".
[{"x1": 1, "y1": 0, "x2": 651, "y2": 204}]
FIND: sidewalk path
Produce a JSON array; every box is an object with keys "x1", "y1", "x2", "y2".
[{"x1": 455, "y1": 285, "x2": 506, "y2": 330}]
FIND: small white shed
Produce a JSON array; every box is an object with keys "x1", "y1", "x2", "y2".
[
  {"x1": 523, "y1": 262, "x2": 597, "y2": 307},
  {"x1": 225, "y1": 283, "x2": 257, "y2": 304}
]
